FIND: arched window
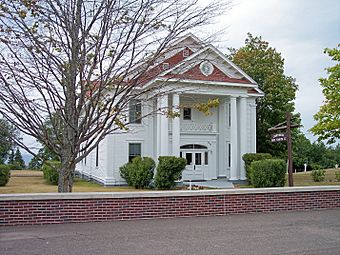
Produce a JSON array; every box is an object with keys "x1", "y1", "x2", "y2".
[{"x1": 180, "y1": 144, "x2": 207, "y2": 150}]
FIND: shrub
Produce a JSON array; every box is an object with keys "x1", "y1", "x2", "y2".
[
  {"x1": 155, "y1": 156, "x2": 186, "y2": 190},
  {"x1": 310, "y1": 163, "x2": 322, "y2": 170},
  {"x1": 0, "y1": 164, "x2": 11, "y2": 186},
  {"x1": 311, "y1": 169, "x2": 326, "y2": 182},
  {"x1": 242, "y1": 153, "x2": 272, "y2": 184},
  {"x1": 251, "y1": 159, "x2": 286, "y2": 188},
  {"x1": 42, "y1": 161, "x2": 60, "y2": 185},
  {"x1": 6, "y1": 164, "x2": 17, "y2": 170},
  {"x1": 335, "y1": 171, "x2": 340, "y2": 182},
  {"x1": 119, "y1": 157, "x2": 155, "y2": 189}
]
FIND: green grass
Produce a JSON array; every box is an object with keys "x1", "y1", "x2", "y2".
[
  {"x1": 235, "y1": 168, "x2": 340, "y2": 188},
  {"x1": 2, "y1": 169, "x2": 340, "y2": 193},
  {"x1": 0, "y1": 170, "x2": 139, "y2": 194}
]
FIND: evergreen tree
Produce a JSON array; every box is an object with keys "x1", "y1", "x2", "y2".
[
  {"x1": 13, "y1": 148, "x2": 25, "y2": 170},
  {"x1": 7, "y1": 149, "x2": 15, "y2": 165}
]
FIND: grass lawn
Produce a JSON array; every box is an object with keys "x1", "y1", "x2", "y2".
[
  {"x1": 235, "y1": 168, "x2": 340, "y2": 188},
  {"x1": 0, "y1": 170, "x2": 138, "y2": 194}
]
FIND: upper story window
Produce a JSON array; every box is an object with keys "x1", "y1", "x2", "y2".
[
  {"x1": 228, "y1": 103, "x2": 231, "y2": 127},
  {"x1": 162, "y1": 62, "x2": 170, "y2": 70},
  {"x1": 96, "y1": 144, "x2": 99, "y2": 167},
  {"x1": 183, "y1": 49, "x2": 190, "y2": 57},
  {"x1": 129, "y1": 99, "x2": 141, "y2": 124},
  {"x1": 129, "y1": 143, "x2": 141, "y2": 162},
  {"x1": 183, "y1": 107, "x2": 191, "y2": 120}
]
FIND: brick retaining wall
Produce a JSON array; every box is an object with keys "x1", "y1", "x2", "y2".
[{"x1": 1, "y1": 186, "x2": 340, "y2": 226}]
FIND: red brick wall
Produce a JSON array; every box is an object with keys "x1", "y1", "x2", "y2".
[{"x1": 1, "y1": 190, "x2": 339, "y2": 226}]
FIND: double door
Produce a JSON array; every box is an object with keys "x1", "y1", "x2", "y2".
[{"x1": 181, "y1": 150, "x2": 207, "y2": 181}]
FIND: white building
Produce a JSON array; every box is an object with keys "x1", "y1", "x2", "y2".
[{"x1": 76, "y1": 34, "x2": 263, "y2": 185}]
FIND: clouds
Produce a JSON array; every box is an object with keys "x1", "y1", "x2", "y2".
[{"x1": 214, "y1": 0, "x2": 340, "y2": 141}]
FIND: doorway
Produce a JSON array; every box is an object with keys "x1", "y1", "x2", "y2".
[{"x1": 180, "y1": 144, "x2": 209, "y2": 181}]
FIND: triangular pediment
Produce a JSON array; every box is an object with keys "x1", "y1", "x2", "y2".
[
  {"x1": 139, "y1": 34, "x2": 262, "y2": 95},
  {"x1": 159, "y1": 45, "x2": 256, "y2": 85},
  {"x1": 164, "y1": 62, "x2": 250, "y2": 84}
]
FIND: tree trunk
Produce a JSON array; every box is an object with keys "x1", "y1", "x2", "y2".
[{"x1": 58, "y1": 157, "x2": 75, "y2": 192}]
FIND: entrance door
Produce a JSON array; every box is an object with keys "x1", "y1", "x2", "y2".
[{"x1": 181, "y1": 150, "x2": 205, "y2": 181}]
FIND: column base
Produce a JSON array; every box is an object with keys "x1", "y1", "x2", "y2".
[{"x1": 229, "y1": 177, "x2": 239, "y2": 181}]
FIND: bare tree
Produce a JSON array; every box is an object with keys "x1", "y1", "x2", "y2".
[{"x1": 0, "y1": 0, "x2": 228, "y2": 192}]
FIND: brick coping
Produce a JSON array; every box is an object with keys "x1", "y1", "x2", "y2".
[{"x1": 1, "y1": 185, "x2": 339, "y2": 201}]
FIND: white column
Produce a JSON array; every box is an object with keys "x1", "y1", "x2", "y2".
[
  {"x1": 160, "y1": 95, "x2": 169, "y2": 156},
  {"x1": 156, "y1": 99, "x2": 161, "y2": 159},
  {"x1": 250, "y1": 101, "x2": 257, "y2": 153},
  {"x1": 239, "y1": 96, "x2": 248, "y2": 180},
  {"x1": 172, "y1": 94, "x2": 180, "y2": 156},
  {"x1": 230, "y1": 96, "x2": 238, "y2": 180},
  {"x1": 218, "y1": 98, "x2": 226, "y2": 177}
]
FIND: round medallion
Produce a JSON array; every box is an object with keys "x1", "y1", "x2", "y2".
[{"x1": 199, "y1": 61, "x2": 214, "y2": 76}]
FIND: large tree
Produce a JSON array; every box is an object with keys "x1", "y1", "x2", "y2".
[
  {"x1": 0, "y1": 0, "x2": 228, "y2": 192},
  {"x1": 310, "y1": 45, "x2": 340, "y2": 144},
  {"x1": 228, "y1": 33, "x2": 299, "y2": 156}
]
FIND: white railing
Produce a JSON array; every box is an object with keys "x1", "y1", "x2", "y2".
[{"x1": 180, "y1": 123, "x2": 217, "y2": 133}]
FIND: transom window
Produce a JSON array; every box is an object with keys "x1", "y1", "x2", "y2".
[
  {"x1": 129, "y1": 100, "x2": 141, "y2": 124},
  {"x1": 183, "y1": 108, "x2": 191, "y2": 120},
  {"x1": 128, "y1": 143, "x2": 141, "y2": 162},
  {"x1": 180, "y1": 144, "x2": 207, "y2": 150}
]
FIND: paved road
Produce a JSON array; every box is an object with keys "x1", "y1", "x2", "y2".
[{"x1": 1, "y1": 209, "x2": 340, "y2": 255}]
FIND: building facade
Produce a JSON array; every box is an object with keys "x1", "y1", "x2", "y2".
[{"x1": 76, "y1": 34, "x2": 263, "y2": 185}]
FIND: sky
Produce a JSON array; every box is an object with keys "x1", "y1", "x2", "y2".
[
  {"x1": 209, "y1": 0, "x2": 340, "y2": 141},
  {"x1": 21, "y1": 0, "x2": 340, "y2": 163}
]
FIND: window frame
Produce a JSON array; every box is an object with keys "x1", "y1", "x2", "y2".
[
  {"x1": 95, "y1": 144, "x2": 99, "y2": 167},
  {"x1": 183, "y1": 107, "x2": 191, "y2": 120},
  {"x1": 129, "y1": 99, "x2": 142, "y2": 124},
  {"x1": 128, "y1": 143, "x2": 142, "y2": 162}
]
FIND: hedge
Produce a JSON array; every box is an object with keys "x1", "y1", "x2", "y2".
[
  {"x1": 251, "y1": 159, "x2": 286, "y2": 188},
  {"x1": 0, "y1": 164, "x2": 11, "y2": 186},
  {"x1": 154, "y1": 156, "x2": 186, "y2": 190},
  {"x1": 242, "y1": 153, "x2": 272, "y2": 184},
  {"x1": 42, "y1": 161, "x2": 60, "y2": 185},
  {"x1": 119, "y1": 157, "x2": 155, "y2": 189}
]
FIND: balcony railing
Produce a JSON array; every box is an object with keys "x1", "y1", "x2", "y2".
[{"x1": 168, "y1": 121, "x2": 217, "y2": 133}]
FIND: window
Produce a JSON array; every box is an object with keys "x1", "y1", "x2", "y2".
[
  {"x1": 183, "y1": 108, "x2": 191, "y2": 120},
  {"x1": 128, "y1": 143, "x2": 141, "y2": 162},
  {"x1": 96, "y1": 144, "x2": 99, "y2": 167},
  {"x1": 185, "y1": 153, "x2": 192, "y2": 165},
  {"x1": 180, "y1": 144, "x2": 208, "y2": 150},
  {"x1": 195, "y1": 153, "x2": 202, "y2": 165},
  {"x1": 228, "y1": 143, "x2": 231, "y2": 168},
  {"x1": 204, "y1": 151, "x2": 208, "y2": 165},
  {"x1": 129, "y1": 100, "x2": 141, "y2": 124},
  {"x1": 228, "y1": 103, "x2": 231, "y2": 127},
  {"x1": 162, "y1": 62, "x2": 170, "y2": 70},
  {"x1": 183, "y1": 49, "x2": 190, "y2": 57}
]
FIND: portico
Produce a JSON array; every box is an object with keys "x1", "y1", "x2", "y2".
[{"x1": 155, "y1": 91, "x2": 257, "y2": 181}]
